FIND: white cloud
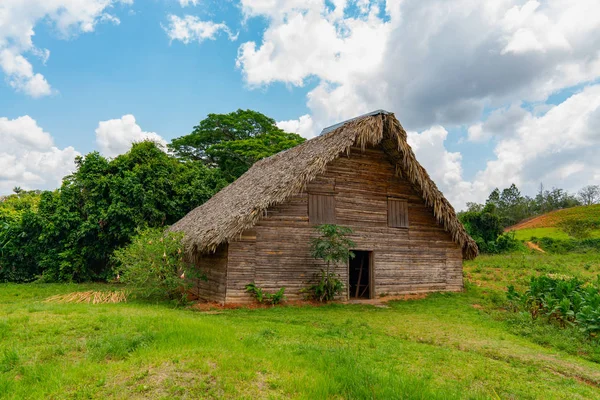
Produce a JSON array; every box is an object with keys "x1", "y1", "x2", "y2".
[
  {"x1": 419, "y1": 84, "x2": 600, "y2": 209},
  {"x1": 237, "y1": 0, "x2": 600, "y2": 209},
  {"x1": 0, "y1": 0, "x2": 131, "y2": 97},
  {"x1": 164, "y1": 15, "x2": 237, "y2": 44},
  {"x1": 178, "y1": 0, "x2": 200, "y2": 6},
  {"x1": 471, "y1": 84, "x2": 600, "y2": 200},
  {"x1": 237, "y1": 0, "x2": 600, "y2": 131},
  {"x1": 277, "y1": 114, "x2": 315, "y2": 138},
  {"x1": 95, "y1": 114, "x2": 167, "y2": 158},
  {"x1": 0, "y1": 116, "x2": 80, "y2": 194},
  {"x1": 407, "y1": 126, "x2": 480, "y2": 209},
  {"x1": 467, "y1": 104, "x2": 530, "y2": 142}
]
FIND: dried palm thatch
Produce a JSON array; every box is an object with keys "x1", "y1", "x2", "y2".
[
  {"x1": 44, "y1": 290, "x2": 128, "y2": 304},
  {"x1": 171, "y1": 110, "x2": 478, "y2": 260}
]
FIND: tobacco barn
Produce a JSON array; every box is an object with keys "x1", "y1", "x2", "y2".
[{"x1": 171, "y1": 110, "x2": 478, "y2": 304}]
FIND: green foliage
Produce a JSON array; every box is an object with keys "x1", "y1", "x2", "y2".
[
  {"x1": 1, "y1": 109, "x2": 304, "y2": 283},
  {"x1": 463, "y1": 183, "x2": 581, "y2": 230},
  {"x1": 307, "y1": 270, "x2": 345, "y2": 303},
  {"x1": 113, "y1": 228, "x2": 203, "y2": 302},
  {"x1": 245, "y1": 282, "x2": 286, "y2": 305},
  {"x1": 0, "y1": 191, "x2": 43, "y2": 281},
  {"x1": 168, "y1": 109, "x2": 305, "y2": 181},
  {"x1": 507, "y1": 274, "x2": 600, "y2": 336},
  {"x1": 308, "y1": 224, "x2": 355, "y2": 302},
  {"x1": 0, "y1": 141, "x2": 226, "y2": 283},
  {"x1": 557, "y1": 219, "x2": 600, "y2": 239},
  {"x1": 460, "y1": 203, "x2": 523, "y2": 253},
  {"x1": 309, "y1": 225, "x2": 356, "y2": 270},
  {"x1": 460, "y1": 203, "x2": 503, "y2": 245},
  {"x1": 532, "y1": 237, "x2": 600, "y2": 254},
  {"x1": 0, "y1": 191, "x2": 41, "y2": 222}
]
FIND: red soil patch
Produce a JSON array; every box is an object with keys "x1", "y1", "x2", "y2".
[
  {"x1": 189, "y1": 293, "x2": 430, "y2": 311},
  {"x1": 505, "y1": 210, "x2": 563, "y2": 231}
]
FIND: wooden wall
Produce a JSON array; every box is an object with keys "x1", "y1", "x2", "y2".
[
  {"x1": 192, "y1": 244, "x2": 228, "y2": 303},
  {"x1": 220, "y1": 146, "x2": 463, "y2": 303}
]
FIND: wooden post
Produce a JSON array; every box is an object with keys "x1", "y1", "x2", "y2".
[{"x1": 355, "y1": 254, "x2": 364, "y2": 298}]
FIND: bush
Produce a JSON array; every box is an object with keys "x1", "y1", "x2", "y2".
[
  {"x1": 474, "y1": 232, "x2": 525, "y2": 254},
  {"x1": 112, "y1": 228, "x2": 203, "y2": 302}
]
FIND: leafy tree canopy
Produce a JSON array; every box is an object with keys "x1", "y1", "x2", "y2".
[
  {"x1": 168, "y1": 109, "x2": 305, "y2": 181},
  {"x1": 0, "y1": 141, "x2": 226, "y2": 283}
]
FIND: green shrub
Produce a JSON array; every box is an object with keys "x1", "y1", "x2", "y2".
[
  {"x1": 245, "y1": 282, "x2": 286, "y2": 305},
  {"x1": 307, "y1": 224, "x2": 355, "y2": 302},
  {"x1": 474, "y1": 232, "x2": 525, "y2": 254},
  {"x1": 112, "y1": 228, "x2": 204, "y2": 302},
  {"x1": 307, "y1": 270, "x2": 345, "y2": 303}
]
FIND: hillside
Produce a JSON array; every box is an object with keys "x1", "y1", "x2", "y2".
[{"x1": 506, "y1": 204, "x2": 600, "y2": 240}]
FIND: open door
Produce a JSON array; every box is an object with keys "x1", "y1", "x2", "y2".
[{"x1": 349, "y1": 251, "x2": 373, "y2": 299}]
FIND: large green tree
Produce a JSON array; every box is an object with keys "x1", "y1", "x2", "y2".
[
  {"x1": 0, "y1": 141, "x2": 226, "y2": 282},
  {"x1": 168, "y1": 109, "x2": 305, "y2": 181}
]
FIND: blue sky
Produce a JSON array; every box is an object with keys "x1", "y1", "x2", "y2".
[
  {"x1": 1, "y1": 0, "x2": 599, "y2": 209},
  {"x1": 0, "y1": 1, "x2": 311, "y2": 152}
]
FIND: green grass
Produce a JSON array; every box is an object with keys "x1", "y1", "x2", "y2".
[
  {"x1": 513, "y1": 227, "x2": 600, "y2": 241},
  {"x1": 3, "y1": 255, "x2": 600, "y2": 399}
]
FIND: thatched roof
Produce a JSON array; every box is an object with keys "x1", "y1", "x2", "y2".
[{"x1": 171, "y1": 111, "x2": 478, "y2": 260}]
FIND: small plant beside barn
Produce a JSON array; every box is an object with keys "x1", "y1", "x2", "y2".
[{"x1": 307, "y1": 224, "x2": 355, "y2": 302}]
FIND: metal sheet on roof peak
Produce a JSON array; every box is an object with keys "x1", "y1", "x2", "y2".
[{"x1": 319, "y1": 109, "x2": 392, "y2": 135}]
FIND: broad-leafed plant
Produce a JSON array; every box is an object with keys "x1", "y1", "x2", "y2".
[{"x1": 308, "y1": 224, "x2": 355, "y2": 302}]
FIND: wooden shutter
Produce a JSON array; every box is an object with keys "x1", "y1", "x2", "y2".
[
  {"x1": 388, "y1": 198, "x2": 409, "y2": 228},
  {"x1": 309, "y1": 194, "x2": 336, "y2": 224}
]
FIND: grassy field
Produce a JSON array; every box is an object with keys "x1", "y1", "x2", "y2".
[
  {"x1": 512, "y1": 227, "x2": 600, "y2": 241},
  {"x1": 3, "y1": 252, "x2": 600, "y2": 399},
  {"x1": 507, "y1": 204, "x2": 600, "y2": 241}
]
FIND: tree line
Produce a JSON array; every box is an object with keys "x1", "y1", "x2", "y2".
[
  {"x1": 0, "y1": 110, "x2": 305, "y2": 282},
  {"x1": 459, "y1": 183, "x2": 599, "y2": 253}
]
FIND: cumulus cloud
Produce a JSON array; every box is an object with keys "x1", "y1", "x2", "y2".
[
  {"x1": 277, "y1": 114, "x2": 315, "y2": 138},
  {"x1": 467, "y1": 104, "x2": 530, "y2": 142},
  {"x1": 0, "y1": 116, "x2": 80, "y2": 194},
  {"x1": 237, "y1": 0, "x2": 600, "y2": 129},
  {"x1": 411, "y1": 84, "x2": 600, "y2": 209},
  {"x1": 164, "y1": 15, "x2": 237, "y2": 44},
  {"x1": 95, "y1": 114, "x2": 167, "y2": 158},
  {"x1": 472, "y1": 84, "x2": 600, "y2": 198},
  {"x1": 0, "y1": 0, "x2": 131, "y2": 97},
  {"x1": 237, "y1": 0, "x2": 600, "y2": 209}
]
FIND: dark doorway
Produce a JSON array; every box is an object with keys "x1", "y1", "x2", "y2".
[{"x1": 349, "y1": 251, "x2": 372, "y2": 299}]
